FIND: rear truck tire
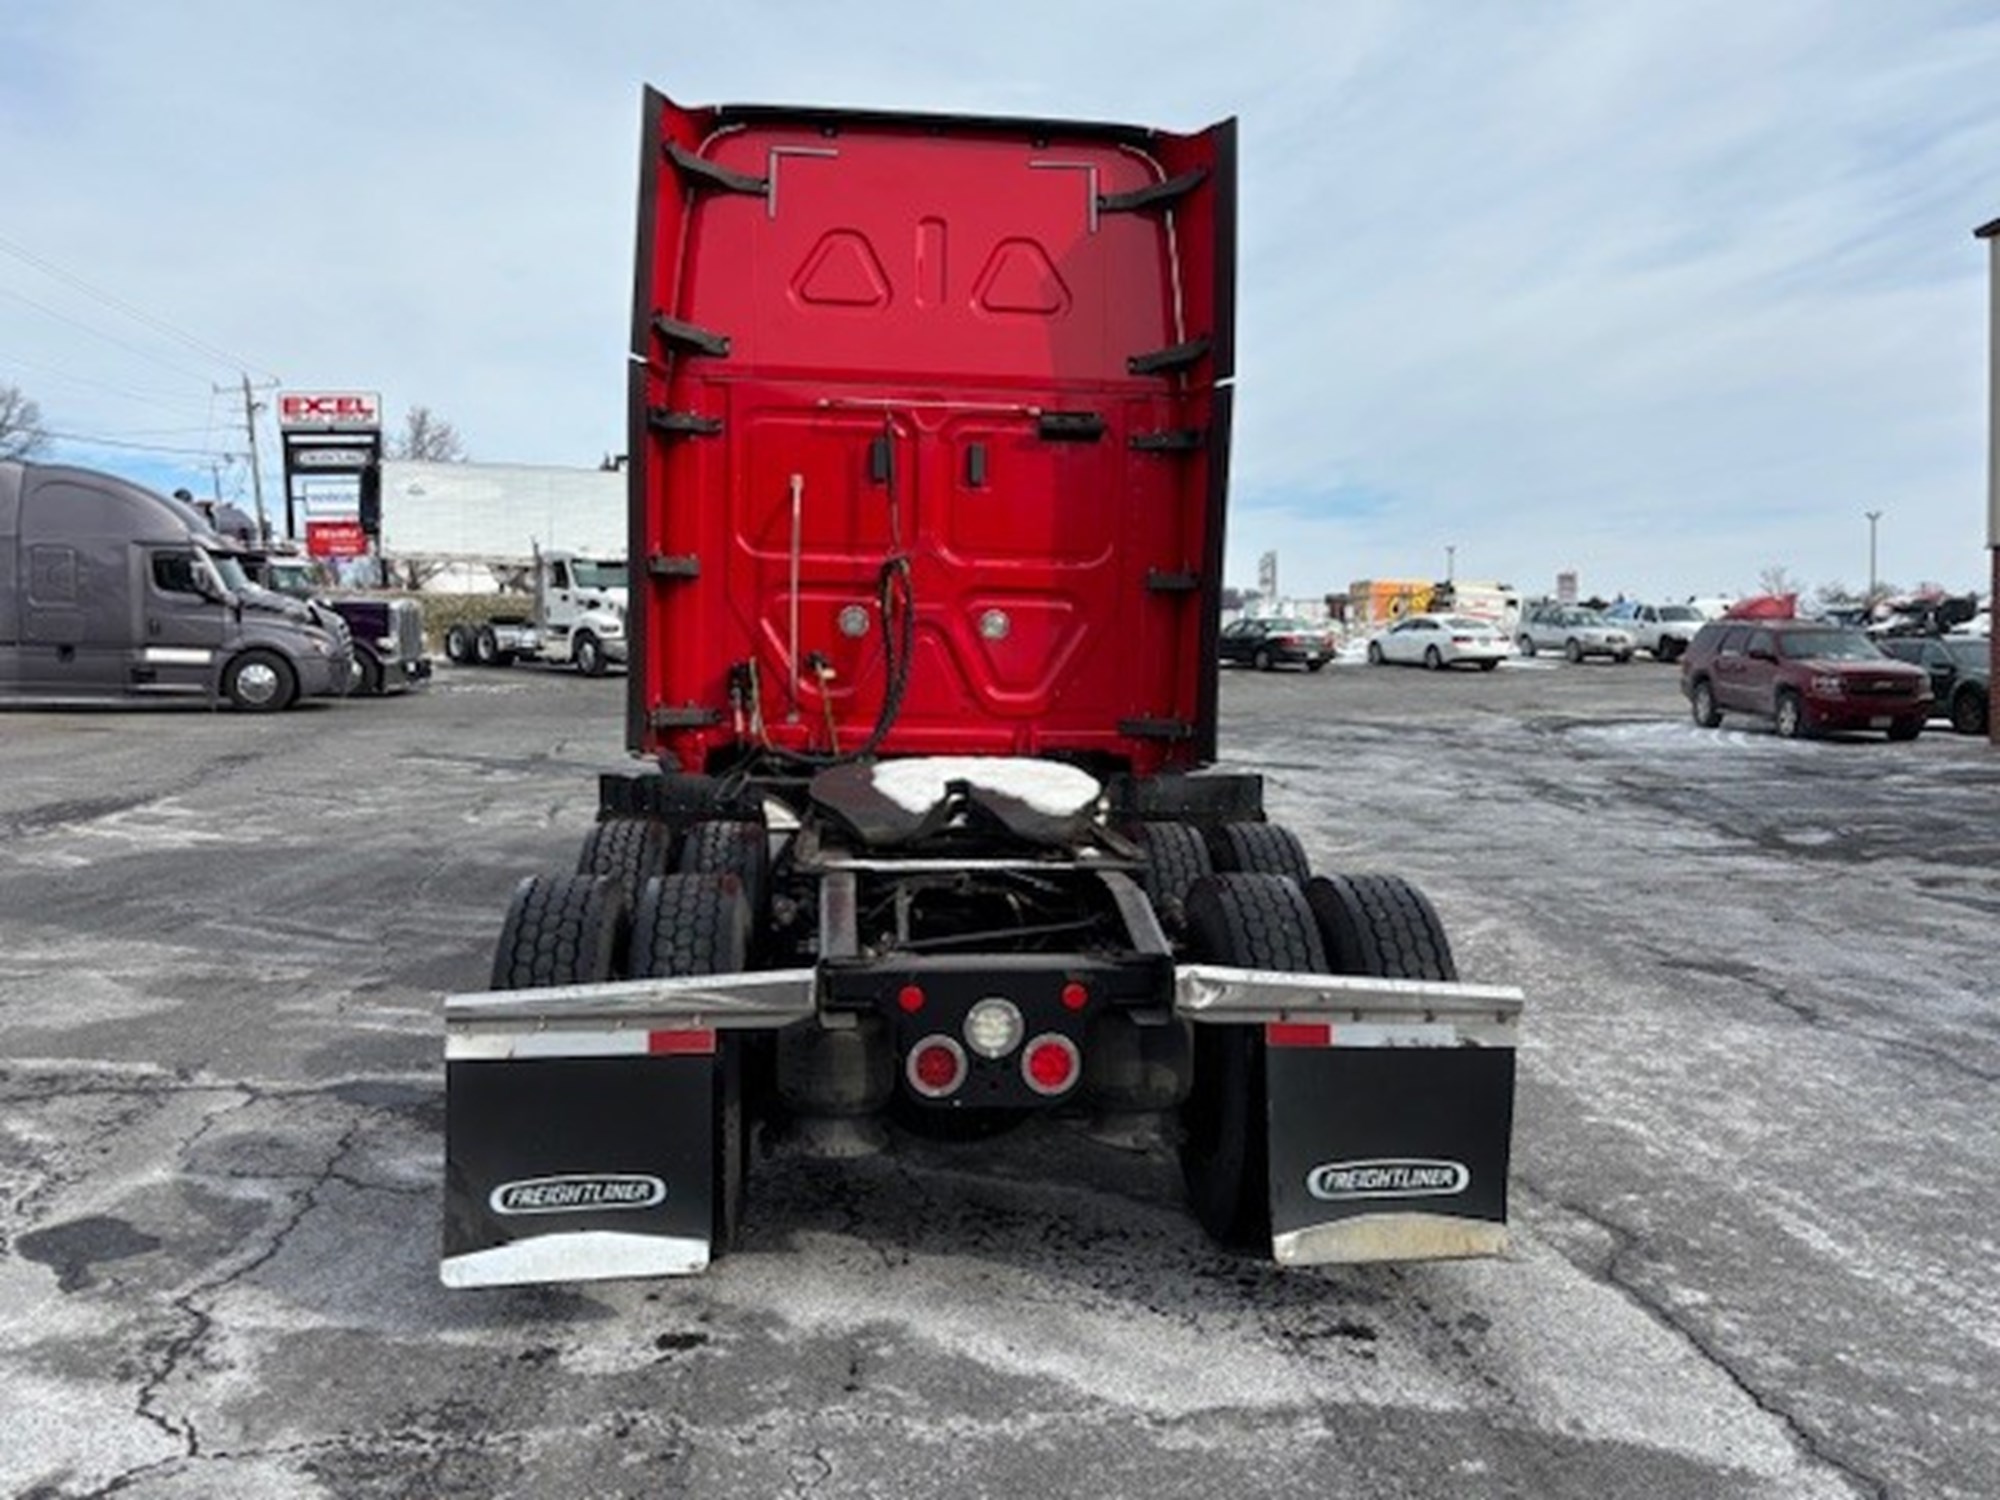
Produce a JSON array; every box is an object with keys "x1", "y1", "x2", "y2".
[
  {"x1": 574, "y1": 631, "x2": 607, "y2": 677},
  {"x1": 223, "y1": 649, "x2": 298, "y2": 713},
  {"x1": 488, "y1": 873, "x2": 626, "y2": 990},
  {"x1": 1564, "y1": 638, "x2": 1584, "y2": 664},
  {"x1": 1774, "y1": 689, "x2": 1807, "y2": 740},
  {"x1": 443, "y1": 623, "x2": 475, "y2": 664},
  {"x1": 1690, "y1": 678, "x2": 1721, "y2": 728},
  {"x1": 1179, "y1": 873, "x2": 1330, "y2": 1250},
  {"x1": 473, "y1": 625, "x2": 503, "y2": 666},
  {"x1": 628, "y1": 872, "x2": 752, "y2": 989},
  {"x1": 1886, "y1": 716, "x2": 1923, "y2": 742},
  {"x1": 1517, "y1": 635, "x2": 1536, "y2": 658},
  {"x1": 1254, "y1": 647, "x2": 1275, "y2": 672},
  {"x1": 627, "y1": 873, "x2": 752, "y2": 1256},
  {"x1": 576, "y1": 815, "x2": 673, "y2": 905},
  {"x1": 1136, "y1": 820, "x2": 1213, "y2": 929},
  {"x1": 1208, "y1": 821, "x2": 1312, "y2": 885},
  {"x1": 1366, "y1": 642, "x2": 1384, "y2": 665},
  {"x1": 679, "y1": 818, "x2": 771, "y2": 935},
  {"x1": 1951, "y1": 686, "x2": 1988, "y2": 736},
  {"x1": 1424, "y1": 645, "x2": 1443, "y2": 671},
  {"x1": 351, "y1": 648, "x2": 384, "y2": 697},
  {"x1": 1305, "y1": 874, "x2": 1458, "y2": 982}
]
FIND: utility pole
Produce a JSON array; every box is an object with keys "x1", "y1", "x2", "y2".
[
  {"x1": 220, "y1": 374, "x2": 279, "y2": 543},
  {"x1": 1865, "y1": 509, "x2": 1882, "y2": 611},
  {"x1": 1446, "y1": 545, "x2": 1456, "y2": 584}
]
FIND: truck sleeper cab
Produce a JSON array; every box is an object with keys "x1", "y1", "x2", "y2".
[
  {"x1": 0, "y1": 461, "x2": 351, "y2": 711},
  {"x1": 441, "y1": 90, "x2": 1523, "y2": 1287}
]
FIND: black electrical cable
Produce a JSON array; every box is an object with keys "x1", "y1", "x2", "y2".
[{"x1": 725, "y1": 413, "x2": 917, "y2": 778}]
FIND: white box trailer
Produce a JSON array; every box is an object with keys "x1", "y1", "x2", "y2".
[{"x1": 378, "y1": 460, "x2": 623, "y2": 591}]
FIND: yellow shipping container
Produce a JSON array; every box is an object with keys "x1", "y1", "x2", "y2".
[{"x1": 1345, "y1": 580, "x2": 1435, "y2": 626}]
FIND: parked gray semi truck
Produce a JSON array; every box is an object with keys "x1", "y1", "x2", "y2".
[{"x1": 0, "y1": 461, "x2": 352, "y2": 711}]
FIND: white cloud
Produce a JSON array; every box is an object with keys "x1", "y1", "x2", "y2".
[{"x1": 2, "y1": 1, "x2": 1996, "y2": 596}]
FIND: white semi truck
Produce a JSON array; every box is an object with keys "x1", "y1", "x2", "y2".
[{"x1": 440, "y1": 548, "x2": 628, "y2": 675}]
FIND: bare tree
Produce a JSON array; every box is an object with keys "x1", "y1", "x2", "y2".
[
  {"x1": 0, "y1": 382, "x2": 50, "y2": 460},
  {"x1": 389, "y1": 404, "x2": 467, "y2": 462},
  {"x1": 1757, "y1": 564, "x2": 1799, "y2": 598}
]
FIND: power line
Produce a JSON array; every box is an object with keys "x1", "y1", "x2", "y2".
[
  {"x1": 0, "y1": 355, "x2": 216, "y2": 414},
  {"x1": 42, "y1": 429, "x2": 243, "y2": 458},
  {"x1": 0, "y1": 231, "x2": 280, "y2": 382},
  {"x1": 0, "y1": 284, "x2": 222, "y2": 385}
]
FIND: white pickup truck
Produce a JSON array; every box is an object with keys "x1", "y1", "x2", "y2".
[{"x1": 1606, "y1": 601, "x2": 1707, "y2": 662}]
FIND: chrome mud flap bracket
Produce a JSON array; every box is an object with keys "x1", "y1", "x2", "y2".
[
  {"x1": 1176, "y1": 964, "x2": 1524, "y2": 1266},
  {"x1": 440, "y1": 971, "x2": 816, "y2": 1289}
]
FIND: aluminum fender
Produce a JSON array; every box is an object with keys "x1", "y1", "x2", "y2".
[
  {"x1": 1175, "y1": 963, "x2": 1522, "y2": 1044},
  {"x1": 444, "y1": 967, "x2": 817, "y2": 1039},
  {"x1": 1176, "y1": 962, "x2": 1522, "y2": 1266}
]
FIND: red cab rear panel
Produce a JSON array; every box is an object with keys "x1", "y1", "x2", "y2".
[{"x1": 628, "y1": 90, "x2": 1236, "y2": 774}]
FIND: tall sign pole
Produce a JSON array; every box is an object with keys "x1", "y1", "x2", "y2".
[
  {"x1": 218, "y1": 374, "x2": 279, "y2": 543},
  {"x1": 277, "y1": 390, "x2": 382, "y2": 567},
  {"x1": 1979, "y1": 215, "x2": 1999, "y2": 745},
  {"x1": 242, "y1": 374, "x2": 271, "y2": 543}
]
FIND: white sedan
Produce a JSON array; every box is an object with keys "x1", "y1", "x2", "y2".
[{"x1": 1366, "y1": 614, "x2": 1512, "y2": 671}]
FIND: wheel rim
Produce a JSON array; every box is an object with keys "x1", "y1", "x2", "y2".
[
  {"x1": 1694, "y1": 684, "x2": 1714, "y2": 723},
  {"x1": 1426, "y1": 648, "x2": 1440, "y2": 669},
  {"x1": 236, "y1": 661, "x2": 281, "y2": 706},
  {"x1": 1778, "y1": 699, "x2": 1800, "y2": 736}
]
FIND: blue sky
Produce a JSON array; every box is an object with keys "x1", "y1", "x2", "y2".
[{"x1": 2, "y1": 1, "x2": 1997, "y2": 600}]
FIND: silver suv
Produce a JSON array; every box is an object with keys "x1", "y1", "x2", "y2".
[{"x1": 1516, "y1": 605, "x2": 1634, "y2": 664}]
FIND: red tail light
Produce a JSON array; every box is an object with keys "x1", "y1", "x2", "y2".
[
  {"x1": 906, "y1": 1036, "x2": 967, "y2": 1098},
  {"x1": 1021, "y1": 1034, "x2": 1080, "y2": 1096}
]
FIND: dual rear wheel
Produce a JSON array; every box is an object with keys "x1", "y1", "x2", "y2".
[
  {"x1": 1177, "y1": 869, "x2": 1457, "y2": 1249},
  {"x1": 489, "y1": 803, "x2": 766, "y2": 1256}
]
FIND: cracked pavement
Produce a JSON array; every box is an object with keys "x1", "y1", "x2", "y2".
[{"x1": 2, "y1": 660, "x2": 1994, "y2": 1497}]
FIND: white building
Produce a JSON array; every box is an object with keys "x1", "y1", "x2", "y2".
[{"x1": 379, "y1": 459, "x2": 623, "y2": 590}]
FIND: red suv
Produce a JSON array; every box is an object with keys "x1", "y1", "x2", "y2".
[{"x1": 1681, "y1": 620, "x2": 1931, "y2": 739}]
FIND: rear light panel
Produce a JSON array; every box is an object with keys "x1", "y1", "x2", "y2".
[
  {"x1": 906, "y1": 1035, "x2": 968, "y2": 1098},
  {"x1": 1021, "y1": 1034, "x2": 1081, "y2": 1096}
]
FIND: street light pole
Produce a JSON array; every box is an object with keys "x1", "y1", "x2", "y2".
[
  {"x1": 1446, "y1": 544, "x2": 1456, "y2": 584},
  {"x1": 1865, "y1": 510, "x2": 1882, "y2": 610}
]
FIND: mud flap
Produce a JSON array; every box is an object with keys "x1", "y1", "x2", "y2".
[
  {"x1": 1264, "y1": 1031, "x2": 1515, "y2": 1265},
  {"x1": 442, "y1": 1035, "x2": 718, "y2": 1288}
]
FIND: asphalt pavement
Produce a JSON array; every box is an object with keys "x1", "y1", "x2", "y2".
[{"x1": 2, "y1": 654, "x2": 1995, "y2": 1499}]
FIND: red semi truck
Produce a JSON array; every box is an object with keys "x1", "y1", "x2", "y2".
[{"x1": 441, "y1": 89, "x2": 1524, "y2": 1287}]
